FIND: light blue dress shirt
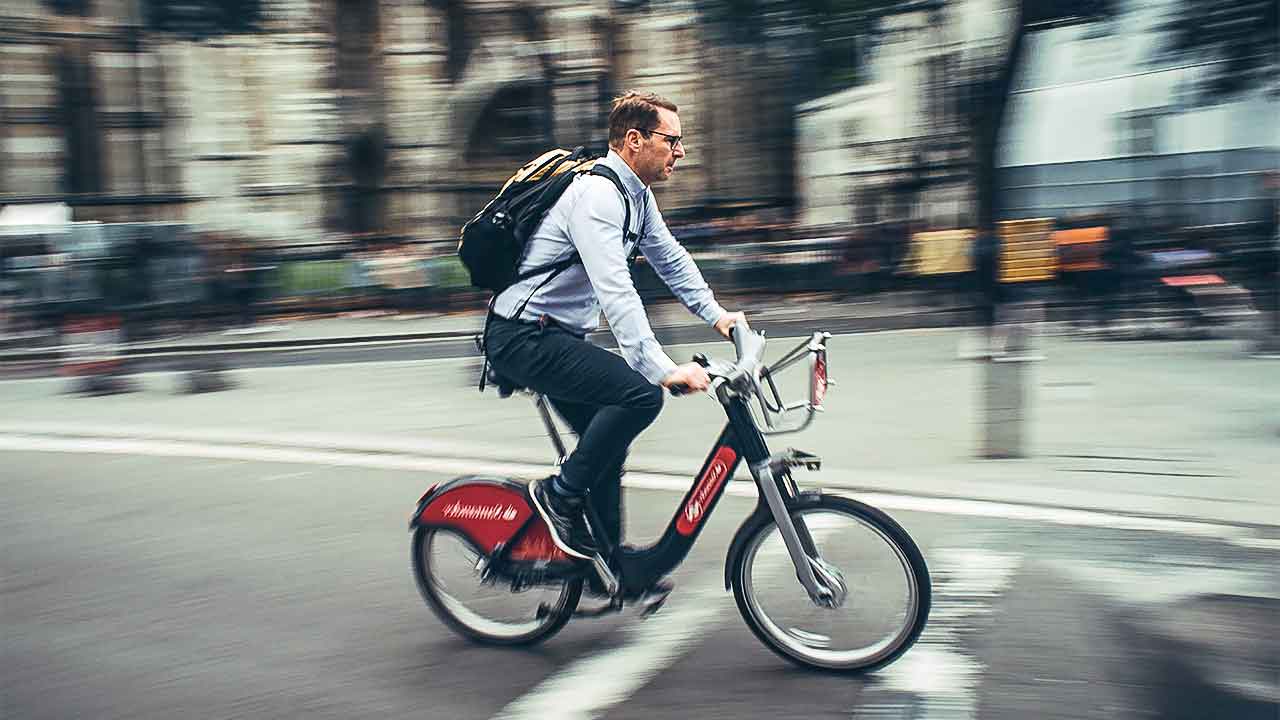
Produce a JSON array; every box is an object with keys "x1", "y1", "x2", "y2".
[{"x1": 493, "y1": 150, "x2": 726, "y2": 385}]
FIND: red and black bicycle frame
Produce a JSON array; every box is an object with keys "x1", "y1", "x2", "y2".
[
  {"x1": 410, "y1": 389, "x2": 820, "y2": 599},
  {"x1": 412, "y1": 328, "x2": 834, "y2": 602}
]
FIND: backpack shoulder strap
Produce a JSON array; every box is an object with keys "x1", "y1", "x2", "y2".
[
  {"x1": 514, "y1": 164, "x2": 638, "y2": 286},
  {"x1": 588, "y1": 165, "x2": 636, "y2": 252}
]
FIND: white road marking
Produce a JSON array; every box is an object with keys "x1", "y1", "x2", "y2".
[
  {"x1": 260, "y1": 471, "x2": 313, "y2": 482},
  {"x1": 0, "y1": 432, "x2": 1264, "y2": 545},
  {"x1": 857, "y1": 549, "x2": 1022, "y2": 720},
  {"x1": 1231, "y1": 536, "x2": 1280, "y2": 551},
  {"x1": 492, "y1": 519, "x2": 844, "y2": 720},
  {"x1": 492, "y1": 580, "x2": 728, "y2": 720},
  {"x1": 0, "y1": 434, "x2": 562, "y2": 479},
  {"x1": 0, "y1": 422, "x2": 540, "y2": 471},
  {"x1": 844, "y1": 492, "x2": 1250, "y2": 543}
]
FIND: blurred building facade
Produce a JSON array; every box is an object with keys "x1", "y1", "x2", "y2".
[
  {"x1": 796, "y1": 0, "x2": 1005, "y2": 231},
  {"x1": 0, "y1": 0, "x2": 806, "y2": 247},
  {"x1": 796, "y1": 0, "x2": 1279, "y2": 232},
  {"x1": 998, "y1": 0, "x2": 1279, "y2": 228}
]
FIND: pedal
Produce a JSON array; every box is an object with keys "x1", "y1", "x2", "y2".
[{"x1": 638, "y1": 586, "x2": 673, "y2": 619}]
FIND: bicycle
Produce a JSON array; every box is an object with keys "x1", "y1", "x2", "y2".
[{"x1": 409, "y1": 322, "x2": 931, "y2": 672}]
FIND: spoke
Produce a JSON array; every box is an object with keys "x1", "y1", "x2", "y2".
[
  {"x1": 741, "y1": 507, "x2": 921, "y2": 669},
  {"x1": 421, "y1": 529, "x2": 570, "y2": 641}
]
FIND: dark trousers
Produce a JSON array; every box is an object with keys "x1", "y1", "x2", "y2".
[
  {"x1": 550, "y1": 399, "x2": 627, "y2": 544},
  {"x1": 484, "y1": 315, "x2": 664, "y2": 540}
]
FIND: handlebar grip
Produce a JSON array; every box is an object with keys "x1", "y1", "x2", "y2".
[{"x1": 667, "y1": 383, "x2": 691, "y2": 396}]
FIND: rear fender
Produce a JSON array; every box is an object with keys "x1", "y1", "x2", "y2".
[{"x1": 410, "y1": 476, "x2": 571, "y2": 562}]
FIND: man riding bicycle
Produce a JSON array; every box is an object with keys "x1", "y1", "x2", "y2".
[{"x1": 483, "y1": 91, "x2": 745, "y2": 581}]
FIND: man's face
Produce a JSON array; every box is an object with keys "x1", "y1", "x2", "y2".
[{"x1": 636, "y1": 108, "x2": 685, "y2": 186}]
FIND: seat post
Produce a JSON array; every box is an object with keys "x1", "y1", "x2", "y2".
[{"x1": 532, "y1": 393, "x2": 568, "y2": 464}]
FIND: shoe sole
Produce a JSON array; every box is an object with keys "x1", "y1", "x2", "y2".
[{"x1": 527, "y1": 481, "x2": 594, "y2": 561}]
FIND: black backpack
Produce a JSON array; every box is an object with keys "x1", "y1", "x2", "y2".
[
  {"x1": 464, "y1": 147, "x2": 642, "y2": 394},
  {"x1": 457, "y1": 146, "x2": 635, "y2": 293}
]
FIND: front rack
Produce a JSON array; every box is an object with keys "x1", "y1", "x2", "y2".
[{"x1": 752, "y1": 331, "x2": 832, "y2": 436}]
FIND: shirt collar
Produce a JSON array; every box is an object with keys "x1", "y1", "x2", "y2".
[{"x1": 601, "y1": 150, "x2": 648, "y2": 199}]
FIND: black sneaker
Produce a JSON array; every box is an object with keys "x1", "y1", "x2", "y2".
[{"x1": 528, "y1": 476, "x2": 596, "y2": 560}]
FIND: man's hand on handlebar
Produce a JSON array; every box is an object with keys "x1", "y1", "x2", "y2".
[
  {"x1": 662, "y1": 362, "x2": 711, "y2": 395},
  {"x1": 714, "y1": 311, "x2": 747, "y2": 340}
]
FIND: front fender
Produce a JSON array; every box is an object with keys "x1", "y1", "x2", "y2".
[{"x1": 723, "y1": 490, "x2": 825, "y2": 589}]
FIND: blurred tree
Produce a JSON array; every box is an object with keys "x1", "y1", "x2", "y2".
[
  {"x1": 700, "y1": 0, "x2": 899, "y2": 93},
  {"x1": 966, "y1": 0, "x2": 1114, "y2": 230},
  {"x1": 795, "y1": 0, "x2": 904, "y2": 92},
  {"x1": 1154, "y1": 0, "x2": 1279, "y2": 102},
  {"x1": 45, "y1": 0, "x2": 90, "y2": 14}
]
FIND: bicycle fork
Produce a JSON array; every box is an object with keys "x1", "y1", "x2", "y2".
[{"x1": 749, "y1": 459, "x2": 848, "y2": 609}]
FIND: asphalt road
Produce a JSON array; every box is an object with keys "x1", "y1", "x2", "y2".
[{"x1": 4, "y1": 449, "x2": 1276, "y2": 720}]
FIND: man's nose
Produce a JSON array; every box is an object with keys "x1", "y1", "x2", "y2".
[{"x1": 673, "y1": 143, "x2": 686, "y2": 159}]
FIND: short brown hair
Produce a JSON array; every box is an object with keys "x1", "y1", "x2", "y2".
[{"x1": 608, "y1": 91, "x2": 678, "y2": 150}]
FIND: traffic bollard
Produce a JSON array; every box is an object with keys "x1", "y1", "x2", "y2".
[{"x1": 980, "y1": 322, "x2": 1043, "y2": 459}]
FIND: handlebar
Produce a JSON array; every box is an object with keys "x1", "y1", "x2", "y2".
[
  {"x1": 729, "y1": 320, "x2": 766, "y2": 383},
  {"x1": 666, "y1": 322, "x2": 760, "y2": 398},
  {"x1": 695, "y1": 319, "x2": 832, "y2": 436}
]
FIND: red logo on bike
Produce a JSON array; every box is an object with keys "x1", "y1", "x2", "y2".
[
  {"x1": 441, "y1": 501, "x2": 520, "y2": 522},
  {"x1": 676, "y1": 446, "x2": 737, "y2": 536},
  {"x1": 420, "y1": 485, "x2": 534, "y2": 553}
]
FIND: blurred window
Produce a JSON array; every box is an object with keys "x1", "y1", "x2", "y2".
[
  {"x1": 466, "y1": 84, "x2": 553, "y2": 162},
  {"x1": 57, "y1": 41, "x2": 104, "y2": 194},
  {"x1": 1115, "y1": 109, "x2": 1164, "y2": 157}
]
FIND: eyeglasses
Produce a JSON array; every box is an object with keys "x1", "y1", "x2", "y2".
[{"x1": 640, "y1": 128, "x2": 683, "y2": 150}]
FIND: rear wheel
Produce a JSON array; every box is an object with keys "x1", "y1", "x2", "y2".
[
  {"x1": 412, "y1": 527, "x2": 581, "y2": 645},
  {"x1": 730, "y1": 495, "x2": 930, "y2": 672}
]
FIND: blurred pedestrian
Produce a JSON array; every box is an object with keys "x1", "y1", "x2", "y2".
[
  {"x1": 1103, "y1": 210, "x2": 1138, "y2": 329},
  {"x1": 971, "y1": 223, "x2": 1002, "y2": 354}
]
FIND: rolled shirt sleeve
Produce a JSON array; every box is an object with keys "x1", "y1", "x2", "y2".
[
  {"x1": 638, "y1": 191, "x2": 727, "y2": 327},
  {"x1": 567, "y1": 177, "x2": 679, "y2": 385}
]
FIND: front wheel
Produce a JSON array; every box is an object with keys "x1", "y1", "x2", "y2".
[
  {"x1": 730, "y1": 495, "x2": 931, "y2": 672},
  {"x1": 412, "y1": 527, "x2": 582, "y2": 646}
]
